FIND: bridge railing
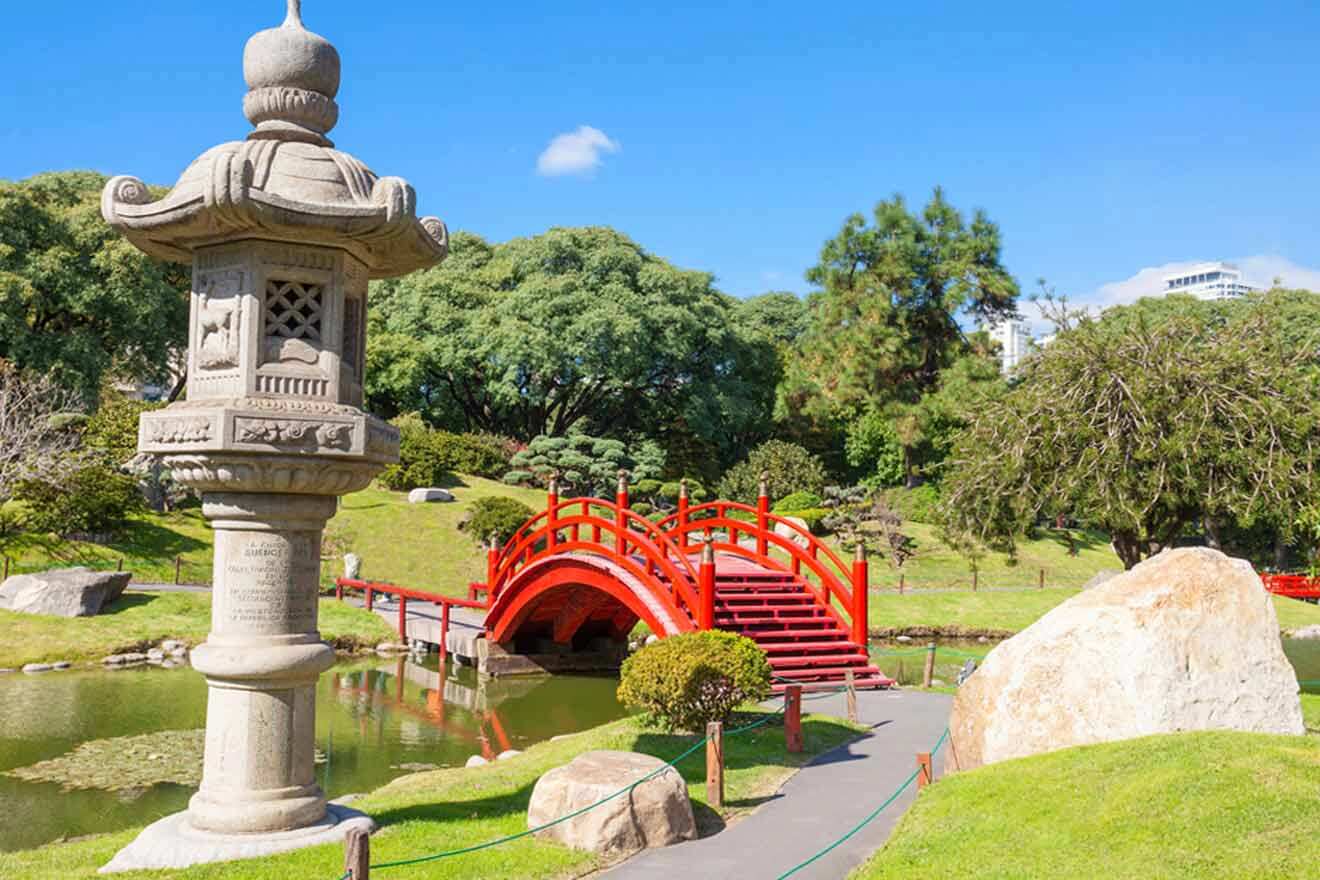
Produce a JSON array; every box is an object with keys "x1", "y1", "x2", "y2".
[
  {"x1": 1261, "y1": 573, "x2": 1320, "y2": 600},
  {"x1": 488, "y1": 483, "x2": 705, "y2": 629},
  {"x1": 654, "y1": 497, "x2": 868, "y2": 646}
]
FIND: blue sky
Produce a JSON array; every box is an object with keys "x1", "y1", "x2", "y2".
[{"x1": 3, "y1": 0, "x2": 1319, "y2": 313}]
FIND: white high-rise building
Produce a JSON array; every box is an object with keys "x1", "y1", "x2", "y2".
[
  {"x1": 986, "y1": 319, "x2": 1031, "y2": 374},
  {"x1": 1161, "y1": 261, "x2": 1257, "y2": 300}
]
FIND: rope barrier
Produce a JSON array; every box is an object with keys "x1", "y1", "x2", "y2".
[
  {"x1": 772, "y1": 725, "x2": 951, "y2": 880},
  {"x1": 336, "y1": 704, "x2": 786, "y2": 876}
]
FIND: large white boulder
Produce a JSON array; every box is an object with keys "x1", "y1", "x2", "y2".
[
  {"x1": 527, "y1": 750, "x2": 696, "y2": 856},
  {"x1": 408, "y1": 487, "x2": 455, "y2": 504},
  {"x1": 773, "y1": 516, "x2": 811, "y2": 549},
  {"x1": 949, "y1": 548, "x2": 1304, "y2": 771},
  {"x1": 0, "y1": 567, "x2": 132, "y2": 617}
]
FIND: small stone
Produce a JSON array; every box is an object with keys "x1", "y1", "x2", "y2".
[
  {"x1": 146, "y1": 648, "x2": 166, "y2": 661},
  {"x1": 21, "y1": 663, "x2": 53, "y2": 673},
  {"x1": 103, "y1": 655, "x2": 126, "y2": 665},
  {"x1": 644, "y1": 635, "x2": 659, "y2": 646},
  {"x1": 170, "y1": 647, "x2": 188, "y2": 659},
  {"x1": 1288, "y1": 624, "x2": 1320, "y2": 640},
  {"x1": 407, "y1": 487, "x2": 455, "y2": 504},
  {"x1": 161, "y1": 659, "x2": 181, "y2": 669},
  {"x1": 497, "y1": 749, "x2": 522, "y2": 761},
  {"x1": 895, "y1": 635, "x2": 913, "y2": 643},
  {"x1": 0, "y1": 668, "x2": 15, "y2": 675},
  {"x1": 376, "y1": 642, "x2": 408, "y2": 654},
  {"x1": 160, "y1": 640, "x2": 185, "y2": 652},
  {"x1": 121, "y1": 652, "x2": 148, "y2": 665},
  {"x1": 465, "y1": 755, "x2": 488, "y2": 768},
  {"x1": 52, "y1": 660, "x2": 71, "y2": 669},
  {"x1": 931, "y1": 679, "x2": 946, "y2": 687},
  {"x1": 976, "y1": 636, "x2": 990, "y2": 644}
]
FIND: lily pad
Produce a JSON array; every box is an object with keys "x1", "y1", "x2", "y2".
[{"x1": 5, "y1": 729, "x2": 205, "y2": 791}]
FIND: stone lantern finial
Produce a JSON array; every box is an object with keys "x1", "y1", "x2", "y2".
[{"x1": 243, "y1": 0, "x2": 341, "y2": 145}]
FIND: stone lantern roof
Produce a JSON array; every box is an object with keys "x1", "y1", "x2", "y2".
[{"x1": 101, "y1": 0, "x2": 447, "y2": 278}]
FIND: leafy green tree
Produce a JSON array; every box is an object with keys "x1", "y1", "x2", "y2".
[
  {"x1": 717, "y1": 440, "x2": 827, "y2": 505},
  {"x1": 844, "y1": 409, "x2": 905, "y2": 488},
  {"x1": 0, "y1": 172, "x2": 188, "y2": 400},
  {"x1": 790, "y1": 189, "x2": 1019, "y2": 483},
  {"x1": 939, "y1": 293, "x2": 1320, "y2": 569},
  {"x1": 366, "y1": 228, "x2": 776, "y2": 470}
]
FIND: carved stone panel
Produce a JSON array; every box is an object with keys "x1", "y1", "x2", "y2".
[
  {"x1": 196, "y1": 270, "x2": 245, "y2": 370},
  {"x1": 234, "y1": 417, "x2": 353, "y2": 452},
  {"x1": 262, "y1": 279, "x2": 324, "y2": 366}
]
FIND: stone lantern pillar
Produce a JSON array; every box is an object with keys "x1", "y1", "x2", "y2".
[{"x1": 99, "y1": 1, "x2": 447, "y2": 871}]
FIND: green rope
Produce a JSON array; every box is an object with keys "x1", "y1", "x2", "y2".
[
  {"x1": 773, "y1": 726, "x2": 951, "y2": 880},
  {"x1": 358, "y1": 708, "x2": 784, "y2": 874}
]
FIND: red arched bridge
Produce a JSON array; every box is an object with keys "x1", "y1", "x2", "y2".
[{"x1": 339, "y1": 477, "x2": 893, "y2": 692}]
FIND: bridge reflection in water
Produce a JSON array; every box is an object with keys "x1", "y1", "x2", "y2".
[{"x1": 322, "y1": 657, "x2": 628, "y2": 785}]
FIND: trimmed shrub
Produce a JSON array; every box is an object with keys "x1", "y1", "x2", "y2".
[
  {"x1": 773, "y1": 490, "x2": 822, "y2": 513},
  {"x1": 458, "y1": 496, "x2": 536, "y2": 545},
  {"x1": 881, "y1": 484, "x2": 941, "y2": 524},
  {"x1": 380, "y1": 414, "x2": 517, "y2": 490},
  {"x1": 717, "y1": 440, "x2": 827, "y2": 505},
  {"x1": 630, "y1": 501, "x2": 654, "y2": 517},
  {"x1": 16, "y1": 461, "x2": 143, "y2": 536},
  {"x1": 776, "y1": 507, "x2": 829, "y2": 535},
  {"x1": 617, "y1": 630, "x2": 772, "y2": 732}
]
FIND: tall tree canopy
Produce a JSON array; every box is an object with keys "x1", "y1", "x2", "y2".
[
  {"x1": 939, "y1": 292, "x2": 1320, "y2": 569},
  {"x1": 787, "y1": 188, "x2": 1018, "y2": 481},
  {"x1": 0, "y1": 171, "x2": 188, "y2": 400},
  {"x1": 366, "y1": 227, "x2": 780, "y2": 469}
]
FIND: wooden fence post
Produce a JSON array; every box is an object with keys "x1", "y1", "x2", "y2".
[
  {"x1": 706, "y1": 720, "x2": 724, "y2": 809},
  {"x1": 971, "y1": 567, "x2": 978, "y2": 592},
  {"x1": 174, "y1": 555, "x2": 182, "y2": 585},
  {"x1": 845, "y1": 669, "x2": 858, "y2": 723},
  {"x1": 916, "y1": 752, "x2": 933, "y2": 789},
  {"x1": 898, "y1": 571, "x2": 904, "y2": 594},
  {"x1": 117, "y1": 558, "x2": 124, "y2": 572},
  {"x1": 365, "y1": 585, "x2": 374, "y2": 612},
  {"x1": 440, "y1": 601, "x2": 452, "y2": 658},
  {"x1": 396, "y1": 595, "x2": 408, "y2": 640},
  {"x1": 1039, "y1": 568, "x2": 1045, "y2": 590},
  {"x1": 785, "y1": 684, "x2": 803, "y2": 753},
  {"x1": 335, "y1": 580, "x2": 344, "y2": 601},
  {"x1": 3, "y1": 556, "x2": 9, "y2": 580},
  {"x1": 344, "y1": 826, "x2": 370, "y2": 879},
  {"x1": 923, "y1": 642, "x2": 936, "y2": 689}
]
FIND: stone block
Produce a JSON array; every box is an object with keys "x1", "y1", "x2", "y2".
[
  {"x1": 408, "y1": 487, "x2": 455, "y2": 504},
  {"x1": 0, "y1": 567, "x2": 132, "y2": 617}
]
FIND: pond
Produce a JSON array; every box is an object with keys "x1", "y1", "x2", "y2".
[
  {"x1": 875, "y1": 638, "x2": 1320, "y2": 695},
  {"x1": 0, "y1": 658, "x2": 626, "y2": 853}
]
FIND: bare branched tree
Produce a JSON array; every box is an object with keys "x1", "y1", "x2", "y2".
[{"x1": 0, "y1": 361, "x2": 85, "y2": 502}]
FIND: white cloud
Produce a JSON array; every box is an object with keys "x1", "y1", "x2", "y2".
[
  {"x1": 1077, "y1": 254, "x2": 1320, "y2": 311},
  {"x1": 535, "y1": 126, "x2": 619, "y2": 177}
]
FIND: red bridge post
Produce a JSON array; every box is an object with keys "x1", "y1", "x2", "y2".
[
  {"x1": 397, "y1": 594, "x2": 408, "y2": 640},
  {"x1": 851, "y1": 542, "x2": 869, "y2": 647},
  {"x1": 485, "y1": 535, "x2": 499, "y2": 597},
  {"x1": 785, "y1": 684, "x2": 803, "y2": 753},
  {"x1": 699, "y1": 538, "x2": 716, "y2": 630},
  {"x1": 756, "y1": 471, "x2": 770, "y2": 556},
  {"x1": 677, "y1": 478, "x2": 690, "y2": 552},
  {"x1": 546, "y1": 474, "x2": 559, "y2": 551},
  {"x1": 616, "y1": 470, "x2": 629, "y2": 556}
]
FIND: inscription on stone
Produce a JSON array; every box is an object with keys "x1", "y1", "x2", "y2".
[{"x1": 221, "y1": 533, "x2": 319, "y2": 634}]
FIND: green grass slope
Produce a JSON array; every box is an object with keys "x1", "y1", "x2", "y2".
[
  {"x1": 0, "y1": 710, "x2": 861, "y2": 880},
  {"x1": 853, "y1": 731, "x2": 1320, "y2": 880},
  {"x1": 0, "y1": 594, "x2": 393, "y2": 668}
]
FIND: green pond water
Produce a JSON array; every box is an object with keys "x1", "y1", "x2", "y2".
[
  {"x1": 0, "y1": 658, "x2": 626, "y2": 853},
  {"x1": 875, "y1": 638, "x2": 1320, "y2": 694}
]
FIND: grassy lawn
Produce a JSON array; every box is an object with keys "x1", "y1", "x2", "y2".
[
  {"x1": 0, "y1": 593, "x2": 393, "y2": 668},
  {"x1": 1304, "y1": 694, "x2": 1319, "y2": 732},
  {"x1": 868, "y1": 588, "x2": 1320, "y2": 637},
  {"x1": 324, "y1": 478, "x2": 546, "y2": 596},
  {"x1": 0, "y1": 709, "x2": 861, "y2": 879},
  {"x1": 854, "y1": 522, "x2": 1123, "y2": 591},
  {"x1": 853, "y1": 730, "x2": 1320, "y2": 880}
]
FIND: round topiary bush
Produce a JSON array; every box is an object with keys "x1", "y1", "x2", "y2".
[
  {"x1": 772, "y1": 490, "x2": 823, "y2": 513},
  {"x1": 617, "y1": 630, "x2": 772, "y2": 731},
  {"x1": 717, "y1": 440, "x2": 827, "y2": 505},
  {"x1": 459, "y1": 496, "x2": 536, "y2": 545}
]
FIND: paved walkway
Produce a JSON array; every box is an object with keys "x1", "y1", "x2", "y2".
[{"x1": 604, "y1": 689, "x2": 952, "y2": 880}]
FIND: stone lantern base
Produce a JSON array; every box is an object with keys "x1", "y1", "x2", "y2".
[{"x1": 98, "y1": 803, "x2": 375, "y2": 874}]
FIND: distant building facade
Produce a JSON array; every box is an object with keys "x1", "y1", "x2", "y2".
[
  {"x1": 1161, "y1": 261, "x2": 1257, "y2": 300},
  {"x1": 986, "y1": 319, "x2": 1032, "y2": 374}
]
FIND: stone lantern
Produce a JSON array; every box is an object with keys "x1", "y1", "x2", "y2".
[{"x1": 99, "y1": 1, "x2": 447, "y2": 870}]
